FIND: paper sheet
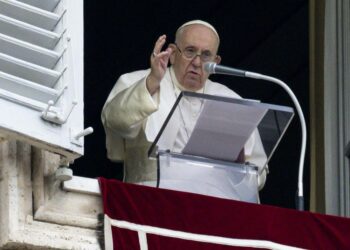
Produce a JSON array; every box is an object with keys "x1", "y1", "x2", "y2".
[{"x1": 182, "y1": 100, "x2": 267, "y2": 162}]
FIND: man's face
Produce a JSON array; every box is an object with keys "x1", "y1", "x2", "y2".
[{"x1": 170, "y1": 25, "x2": 221, "y2": 91}]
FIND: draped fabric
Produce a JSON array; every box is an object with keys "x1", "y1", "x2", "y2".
[{"x1": 99, "y1": 177, "x2": 350, "y2": 250}]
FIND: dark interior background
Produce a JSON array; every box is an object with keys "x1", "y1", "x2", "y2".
[{"x1": 74, "y1": 0, "x2": 310, "y2": 210}]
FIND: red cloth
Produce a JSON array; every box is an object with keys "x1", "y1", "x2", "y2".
[{"x1": 99, "y1": 177, "x2": 350, "y2": 250}]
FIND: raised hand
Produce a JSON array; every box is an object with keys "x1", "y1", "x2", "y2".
[{"x1": 146, "y1": 35, "x2": 173, "y2": 95}]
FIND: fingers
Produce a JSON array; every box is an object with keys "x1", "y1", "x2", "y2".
[
  {"x1": 151, "y1": 47, "x2": 173, "y2": 71},
  {"x1": 148, "y1": 35, "x2": 173, "y2": 89},
  {"x1": 152, "y1": 35, "x2": 167, "y2": 56},
  {"x1": 159, "y1": 47, "x2": 173, "y2": 67},
  {"x1": 150, "y1": 35, "x2": 172, "y2": 71},
  {"x1": 153, "y1": 49, "x2": 171, "y2": 61}
]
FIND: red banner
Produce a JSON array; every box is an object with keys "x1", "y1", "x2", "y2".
[{"x1": 99, "y1": 177, "x2": 350, "y2": 250}]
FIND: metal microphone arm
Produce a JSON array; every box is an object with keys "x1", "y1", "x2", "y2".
[
  {"x1": 204, "y1": 62, "x2": 307, "y2": 211},
  {"x1": 245, "y1": 71, "x2": 307, "y2": 211}
]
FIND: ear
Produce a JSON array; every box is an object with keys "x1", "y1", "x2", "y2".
[
  {"x1": 168, "y1": 43, "x2": 177, "y2": 65},
  {"x1": 215, "y1": 55, "x2": 222, "y2": 64}
]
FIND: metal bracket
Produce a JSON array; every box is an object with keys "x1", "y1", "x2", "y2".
[
  {"x1": 41, "y1": 99, "x2": 77, "y2": 125},
  {"x1": 70, "y1": 127, "x2": 93, "y2": 146}
]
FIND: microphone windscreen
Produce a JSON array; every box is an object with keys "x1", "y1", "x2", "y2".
[{"x1": 204, "y1": 62, "x2": 216, "y2": 74}]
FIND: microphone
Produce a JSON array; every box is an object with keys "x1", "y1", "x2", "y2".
[
  {"x1": 204, "y1": 62, "x2": 246, "y2": 77},
  {"x1": 205, "y1": 62, "x2": 307, "y2": 211}
]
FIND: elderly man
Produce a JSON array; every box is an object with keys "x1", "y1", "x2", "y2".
[{"x1": 102, "y1": 20, "x2": 267, "y2": 199}]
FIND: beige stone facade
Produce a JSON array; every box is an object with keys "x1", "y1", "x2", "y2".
[{"x1": 0, "y1": 139, "x2": 103, "y2": 250}]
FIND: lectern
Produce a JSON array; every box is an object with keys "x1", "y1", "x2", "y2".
[{"x1": 148, "y1": 91, "x2": 294, "y2": 203}]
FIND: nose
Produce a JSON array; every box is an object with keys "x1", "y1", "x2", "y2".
[{"x1": 191, "y1": 54, "x2": 202, "y2": 67}]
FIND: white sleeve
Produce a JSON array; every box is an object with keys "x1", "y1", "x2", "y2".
[{"x1": 102, "y1": 72, "x2": 159, "y2": 138}]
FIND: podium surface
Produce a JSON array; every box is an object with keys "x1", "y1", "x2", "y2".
[{"x1": 149, "y1": 92, "x2": 294, "y2": 202}]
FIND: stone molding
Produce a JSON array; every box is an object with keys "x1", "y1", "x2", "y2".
[{"x1": 0, "y1": 140, "x2": 103, "y2": 250}]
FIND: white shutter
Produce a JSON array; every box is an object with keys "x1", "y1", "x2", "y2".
[{"x1": 0, "y1": 0, "x2": 85, "y2": 161}]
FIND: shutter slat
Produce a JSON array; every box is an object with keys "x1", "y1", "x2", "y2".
[
  {"x1": 0, "y1": 87, "x2": 54, "y2": 111},
  {"x1": 0, "y1": 14, "x2": 60, "y2": 49},
  {"x1": 0, "y1": 52, "x2": 61, "y2": 88},
  {"x1": 0, "y1": 71, "x2": 59, "y2": 103},
  {"x1": 0, "y1": 33, "x2": 61, "y2": 69},
  {"x1": 0, "y1": 0, "x2": 60, "y2": 31},
  {"x1": 16, "y1": 0, "x2": 60, "y2": 12}
]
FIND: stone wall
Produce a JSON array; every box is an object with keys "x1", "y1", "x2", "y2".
[{"x1": 0, "y1": 139, "x2": 103, "y2": 249}]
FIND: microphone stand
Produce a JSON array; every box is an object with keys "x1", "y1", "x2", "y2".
[
  {"x1": 245, "y1": 71, "x2": 307, "y2": 211},
  {"x1": 205, "y1": 63, "x2": 307, "y2": 210}
]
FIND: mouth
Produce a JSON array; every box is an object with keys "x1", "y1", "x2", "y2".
[{"x1": 187, "y1": 71, "x2": 200, "y2": 77}]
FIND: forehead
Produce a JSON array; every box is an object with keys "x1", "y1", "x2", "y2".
[{"x1": 179, "y1": 24, "x2": 219, "y2": 51}]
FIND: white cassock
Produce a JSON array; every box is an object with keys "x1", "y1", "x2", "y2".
[{"x1": 102, "y1": 66, "x2": 267, "y2": 201}]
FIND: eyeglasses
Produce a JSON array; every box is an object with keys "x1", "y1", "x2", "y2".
[{"x1": 175, "y1": 44, "x2": 216, "y2": 62}]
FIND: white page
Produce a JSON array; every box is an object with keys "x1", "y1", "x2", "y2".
[{"x1": 182, "y1": 100, "x2": 267, "y2": 162}]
